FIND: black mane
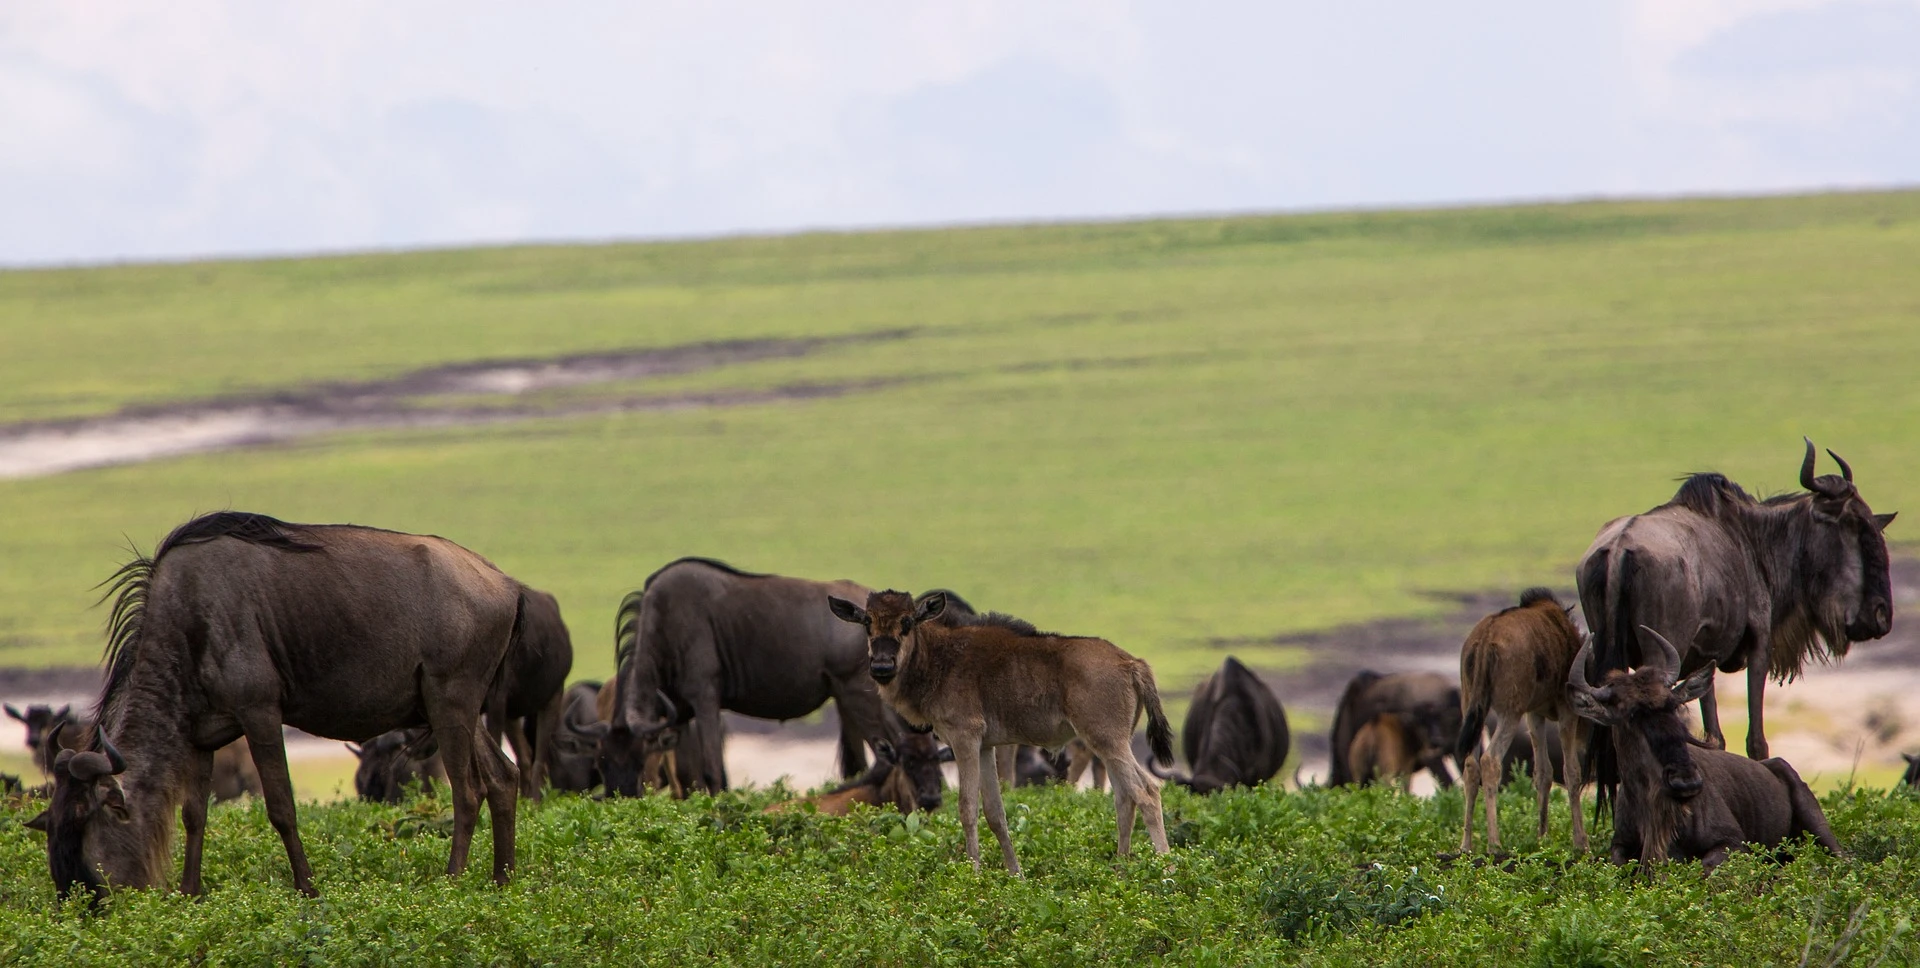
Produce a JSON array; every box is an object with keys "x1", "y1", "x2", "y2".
[
  {"x1": 643, "y1": 557, "x2": 769, "y2": 589},
  {"x1": 1514, "y1": 587, "x2": 1561, "y2": 610},
  {"x1": 1667, "y1": 473, "x2": 1755, "y2": 515},
  {"x1": 95, "y1": 512, "x2": 322, "y2": 720}
]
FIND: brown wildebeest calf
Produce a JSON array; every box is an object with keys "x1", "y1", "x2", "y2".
[
  {"x1": 765, "y1": 730, "x2": 951, "y2": 817},
  {"x1": 1349, "y1": 713, "x2": 1419, "y2": 791},
  {"x1": 1569, "y1": 627, "x2": 1840, "y2": 872},
  {"x1": 1456, "y1": 588, "x2": 1590, "y2": 854},
  {"x1": 829, "y1": 590, "x2": 1174, "y2": 873}
]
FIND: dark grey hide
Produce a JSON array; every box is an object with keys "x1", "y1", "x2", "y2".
[
  {"x1": 1577, "y1": 439, "x2": 1896, "y2": 760},
  {"x1": 605, "y1": 558, "x2": 895, "y2": 793},
  {"x1": 348, "y1": 729, "x2": 446, "y2": 804},
  {"x1": 485, "y1": 586, "x2": 573, "y2": 798},
  {"x1": 1150, "y1": 656, "x2": 1289, "y2": 793},
  {"x1": 36, "y1": 511, "x2": 523, "y2": 898},
  {"x1": 548, "y1": 681, "x2": 608, "y2": 793},
  {"x1": 1327, "y1": 671, "x2": 1460, "y2": 787},
  {"x1": 1569, "y1": 629, "x2": 1841, "y2": 872}
]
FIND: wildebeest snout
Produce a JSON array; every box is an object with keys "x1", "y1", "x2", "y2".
[
  {"x1": 1664, "y1": 768, "x2": 1703, "y2": 800},
  {"x1": 869, "y1": 638, "x2": 901, "y2": 683},
  {"x1": 1850, "y1": 598, "x2": 1893, "y2": 641}
]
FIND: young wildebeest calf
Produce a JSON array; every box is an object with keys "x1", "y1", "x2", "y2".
[
  {"x1": 765, "y1": 730, "x2": 952, "y2": 816},
  {"x1": 829, "y1": 590, "x2": 1174, "y2": 873},
  {"x1": 1457, "y1": 588, "x2": 1589, "y2": 854},
  {"x1": 1349, "y1": 713, "x2": 1419, "y2": 791},
  {"x1": 1569, "y1": 627, "x2": 1841, "y2": 872}
]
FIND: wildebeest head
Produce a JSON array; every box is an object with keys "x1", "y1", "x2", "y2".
[
  {"x1": 6, "y1": 703, "x2": 76, "y2": 775},
  {"x1": 1568, "y1": 628, "x2": 1713, "y2": 803},
  {"x1": 347, "y1": 729, "x2": 438, "y2": 804},
  {"x1": 570, "y1": 690, "x2": 681, "y2": 797},
  {"x1": 1796, "y1": 439, "x2": 1897, "y2": 644},
  {"x1": 25, "y1": 723, "x2": 129, "y2": 900},
  {"x1": 1903, "y1": 752, "x2": 1920, "y2": 789},
  {"x1": 874, "y1": 730, "x2": 954, "y2": 813},
  {"x1": 828, "y1": 590, "x2": 944, "y2": 685}
]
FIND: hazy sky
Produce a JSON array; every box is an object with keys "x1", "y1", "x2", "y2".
[{"x1": 3, "y1": 1, "x2": 1916, "y2": 265}]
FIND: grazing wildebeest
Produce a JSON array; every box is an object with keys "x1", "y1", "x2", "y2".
[
  {"x1": 1149, "y1": 656, "x2": 1290, "y2": 794},
  {"x1": 485, "y1": 586, "x2": 572, "y2": 798},
  {"x1": 547, "y1": 681, "x2": 608, "y2": 793},
  {"x1": 1568, "y1": 627, "x2": 1841, "y2": 872},
  {"x1": 210, "y1": 738, "x2": 262, "y2": 802},
  {"x1": 1327, "y1": 671, "x2": 1461, "y2": 788},
  {"x1": 1348, "y1": 713, "x2": 1418, "y2": 790},
  {"x1": 1, "y1": 772, "x2": 21, "y2": 795},
  {"x1": 25, "y1": 512, "x2": 522, "y2": 899},
  {"x1": 347, "y1": 730, "x2": 447, "y2": 803},
  {"x1": 765, "y1": 729, "x2": 952, "y2": 816},
  {"x1": 562, "y1": 678, "x2": 705, "y2": 797},
  {"x1": 829, "y1": 590, "x2": 1174, "y2": 873},
  {"x1": 1456, "y1": 588, "x2": 1590, "y2": 854},
  {"x1": 7, "y1": 703, "x2": 84, "y2": 776},
  {"x1": 1903, "y1": 752, "x2": 1920, "y2": 789},
  {"x1": 604, "y1": 558, "x2": 896, "y2": 795},
  {"x1": 1578, "y1": 440, "x2": 1896, "y2": 762}
]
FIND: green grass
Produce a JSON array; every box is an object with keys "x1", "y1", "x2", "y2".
[
  {"x1": 3, "y1": 191, "x2": 1918, "y2": 683},
  {"x1": 3, "y1": 781, "x2": 1918, "y2": 965}
]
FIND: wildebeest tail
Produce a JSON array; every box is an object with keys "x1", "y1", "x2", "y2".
[
  {"x1": 1589, "y1": 547, "x2": 1639, "y2": 816},
  {"x1": 1131, "y1": 660, "x2": 1175, "y2": 767},
  {"x1": 1455, "y1": 646, "x2": 1492, "y2": 760}
]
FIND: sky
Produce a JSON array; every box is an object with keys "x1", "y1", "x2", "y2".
[{"x1": 1, "y1": 1, "x2": 1916, "y2": 266}]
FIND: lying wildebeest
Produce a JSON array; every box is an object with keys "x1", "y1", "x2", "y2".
[
  {"x1": 1903, "y1": 752, "x2": 1920, "y2": 789},
  {"x1": 1569, "y1": 627, "x2": 1841, "y2": 871},
  {"x1": 1578, "y1": 439, "x2": 1896, "y2": 762},
  {"x1": 1328, "y1": 671, "x2": 1460, "y2": 788},
  {"x1": 1150, "y1": 656, "x2": 1289, "y2": 793},
  {"x1": 765, "y1": 729, "x2": 952, "y2": 816},
  {"x1": 7, "y1": 703, "x2": 85, "y2": 775},
  {"x1": 348, "y1": 730, "x2": 447, "y2": 803},
  {"x1": 604, "y1": 558, "x2": 896, "y2": 794},
  {"x1": 1348, "y1": 713, "x2": 1418, "y2": 790},
  {"x1": 830, "y1": 590, "x2": 1174, "y2": 872},
  {"x1": 485, "y1": 586, "x2": 572, "y2": 798},
  {"x1": 26, "y1": 512, "x2": 522, "y2": 899},
  {"x1": 1457, "y1": 588, "x2": 1589, "y2": 853}
]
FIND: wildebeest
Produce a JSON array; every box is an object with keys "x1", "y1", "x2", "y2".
[
  {"x1": 830, "y1": 590, "x2": 1174, "y2": 872},
  {"x1": 561, "y1": 678, "x2": 704, "y2": 797},
  {"x1": 27, "y1": 512, "x2": 523, "y2": 898},
  {"x1": 1577, "y1": 440, "x2": 1896, "y2": 761},
  {"x1": 7, "y1": 703, "x2": 84, "y2": 776},
  {"x1": 1568, "y1": 627, "x2": 1841, "y2": 871},
  {"x1": 348, "y1": 730, "x2": 447, "y2": 803},
  {"x1": 1903, "y1": 752, "x2": 1920, "y2": 789},
  {"x1": 1456, "y1": 588, "x2": 1589, "y2": 853},
  {"x1": 1149, "y1": 656, "x2": 1289, "y2": 793},
  {"x1": 548, "y1": 681, "x2": 609, "y2": 793},
  {"x1": 1327, "y1": 671, "x2": 1460, "y2": 788},
  {"x1": 210, "y1": 738, "x2": 262, "y2": 802},
  {"x1": 485, "y1": 586, "x2": 572, "y2": 798},
  {"x1": 1348, "y1": 713, "x2": 1418, "y2": 790},
  {"x1": 764, "y1": 729, "x2": 952, "y2": 816},
  {"x1": 604, "y1": 558, "x2": 895, "y2": 795}
]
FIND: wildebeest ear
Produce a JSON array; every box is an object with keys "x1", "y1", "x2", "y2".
[
  {"x1": 1671, "y1": 668, "x2": 1714, "y2": 705},
  {"x1": 827, "y1": 597, "x2": 868, "y2": 626},
  {"x1": 24, "y1": 809, "x2": 49, "y2": 833},
  {"x1": 2, "y1": 704, "x2": 21, "y2": 722},
  {"x1": 1875, "y1": 512, "x2": 1898, "y2": 530},
  {"x1": 913, "y1": 592, "x2": 946, "y2": 623},
  {"x1": 873, "y1": 740, "x2": 896, "y2": 760},
  {"x1": 937, "y1": 747, "x2": 955, "y2": 763},
  {"x1": 1905, "y1": 752, "x2": 1920, "y2": 765},
  {"x1": 1567, "y1": 689, "x2": 1616, "y2": 725}
]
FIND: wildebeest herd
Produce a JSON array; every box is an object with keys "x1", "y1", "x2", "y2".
[{"x1": 9, "y1": 438, "x2": 1905, "y2": 899}]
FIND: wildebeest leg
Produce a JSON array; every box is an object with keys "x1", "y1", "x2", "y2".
[
  {"x1": 1696, "y1": 680, "x2": 1727, "y2": 751},
  {"x1": 1763, "y1": 758, "x2": 1843, "y2": 855},
  {"x1": 1459, "y1": 734, "x2": 1483, "y2": 853},
  {"x1": 528, "y1": 688, "x2": 564, "y2": 799},
  {"x1": 994, "y1": 746, "x2": 1015, "y2": 789},
  {"x1": 1526, "y1": 713, "x2": 1553, "y2": 839},
  {"x1": 1744, "y1": 658, "x2": 1769, "y2": 760},
  {"x1": 1560, "y1": 716, "x2": 1588, "y2": 853},
  {"x1": 503, "y1": 718, "x2": 541, "y2": 800},
  {"x1": 978, "y1": 744, "x2": 1021, "y2": 874},
  {"x1": 179, "y1": 747, "x2": 214, "y2": 896},
  {"x1": 1093, "y1": 733, "x2": 1169, "y2": 856},
  {"x1": 948, "y1": 729, "x2": 986, "y2": 870},
  {"x1": 474, "y1": 724, "x2": 519, "y2": 884},
  {"x1": 829, "y1": 686, "x2": 880, "y2": 780},
  {"x1": 1481, "y1": 715, "x2": 1522, "y2": 851},
  {"x1": 238, "y1": 710, "x2": 316, "y2": 896},
  {"x1": 427, "y1": 703, "x2": 484, "y2": 879}
]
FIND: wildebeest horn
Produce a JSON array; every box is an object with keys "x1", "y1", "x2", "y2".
[
  {"x1": 1827, "y1": 449, "x2": 1853, "y2": 483},
  {"x1": 655, "y1": 690, "x2": 678, "y2": 725},
  {"x1": 65, "y1": 751, "x2": 115, "y2": 782},
  {"x1": 49, "y1": 720, "x2": 75, "y2": 753},
  {"x1": 98, "y1": 735, "x2": 127, "y2": 775},
  {"x1": 1567, "y1": 634, "x2": 1597, "y2": 695},
  {"x1": 1638, "y1": 625, "x2": 1683, "y2": 685},
  {"x1": 1801, "y1": 437, "x2": 1819, "y2": 490}
]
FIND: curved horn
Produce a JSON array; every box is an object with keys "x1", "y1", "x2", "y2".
[
  {"x1": 1801, "y1": 437, "x2": 1819, "y2": 491},
  {"x1": 1567, "y1": 634, "x2": 1597, "y2": 694},
  {"x1": 1827, "y1": 449, "x2": 1853, "y2": 483},
  {"x1": 98, "y1": 735, "x2": 127, "y2": 775},
  {"x1": 65, "y1": 751, "x2": 113, "y2": 782},
  {"x1": 49, "y1": 720, "x2": 74, "y2": 753},
  {"x1": 1638, "y1": 625, "x2": 1683, "y2": 684},
  {"x1": 654, "y1": 690, "x2": 679, "y2": 726}
]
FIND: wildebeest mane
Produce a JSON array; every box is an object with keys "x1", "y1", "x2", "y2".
[
  {"x1": 945, "y1": 611, "x2": 1046, "y2": 636},
  {"x1": 613, "y1": 590, "x2": 646, "y2": 670},
  {"x1": 95, "y1": 512, "x2": 323, "y2": 721},
  {"x1": 1667, "y1": 473, "x2": 1755, "y2": 515},
  {"x1": 642, "y1": 557, "x2": 769, "y2": 589},
  {"x1": 1510, "y1": 587, "x2": 1561, "y2": 612}
]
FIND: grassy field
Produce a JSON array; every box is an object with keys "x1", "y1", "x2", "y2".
[
  {"x1": 2, "y1": 781, "x2": 1918, "y2": 965},
  {"x1": 3, "y1": 191, "x2": 1918, "y2": 685}
]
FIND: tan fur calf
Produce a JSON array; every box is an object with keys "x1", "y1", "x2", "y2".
[
  {"x1": 1457, "y1": 588, "x2": 1589, "y2": 854},
  {"x1": 1348, "y1": 713, "x2": 1419, "y2": 792},
  {"x1": 830, "y1": 590, "x2": 1173, "y2": 873}
]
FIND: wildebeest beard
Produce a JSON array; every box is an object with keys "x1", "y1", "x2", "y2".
[{"x1": 1618, "y1": 709, "x2": 1701, "y2": 865}]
